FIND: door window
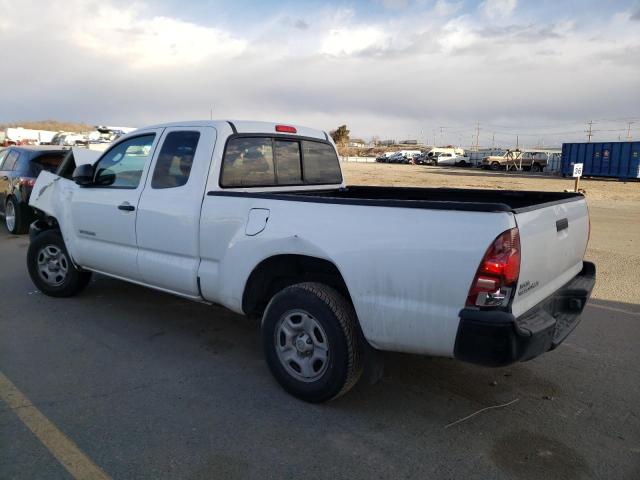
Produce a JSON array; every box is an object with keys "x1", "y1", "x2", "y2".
[
  {"x1": 151, "y1": 131, "x2": 200, "y2": 189},
  {"x1": 0, "y1": 150, "x2": 7, "y2": 169},
  {"x1": 94, "y1": 134, "x2": 156, "y2": 188}
]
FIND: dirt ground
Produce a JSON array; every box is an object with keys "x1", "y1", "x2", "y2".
[{"x1": 342, "y1": 163, "x2": 640, "y2": 306}]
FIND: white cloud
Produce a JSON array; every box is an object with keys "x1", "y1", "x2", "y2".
[
  {"x1": 438, "y1": 19, "x2": 478, "y2": 51},
  {"x1": 70, "y1": 4, "x2": 246, "y2": 68},
  {"x1": 434, "y1": 0, "x2": 463, "y2": 16},
  {"x1": 480, "y1": 0, "x2": 517, "y2": 19},
  {"x1": 320, "y1": 27, "x2": 389, "y2": 56}
]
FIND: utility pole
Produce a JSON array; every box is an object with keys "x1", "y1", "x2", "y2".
[
  {"x1": 491, "y1": 132, "x2": 495, "y2": 149},
  {"x1": 627, "y1": 122, "x2": 634, "y2": 141},
  {"x1": 210, "y1": 107, "x2": 213, "y2": 120},
  {"x1": 586, "y1": 120, "x2": 593, "y2": 142},
  {"x1": 474, "y1": 121, "x2": 480, "y2": 151}
]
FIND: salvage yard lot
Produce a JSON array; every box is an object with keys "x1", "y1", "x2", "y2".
[{"x1": 1, "y1": 165, "x2": 639, "y2": 479}]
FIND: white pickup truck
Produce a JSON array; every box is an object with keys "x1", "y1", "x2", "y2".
[
  {"x1": 27, "y1": 120, "x2": 596, "y2": 402},
  {"x1": 436, "y1": 152, "x2": 471, "y2": 167}
]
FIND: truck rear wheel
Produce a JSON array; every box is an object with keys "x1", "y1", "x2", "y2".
[
  {"x1": 27, "y1": 230, "x2": 92, "y2": 297},
  {"x1": 531, "y1": 163, "x2": 542, "y2": 172},
  {"x1": 490, "y1": 162, "x2": 501, "y2": 171},
  {"x1": 261, "y1": 282, "x2": 363, "y2": 402}
]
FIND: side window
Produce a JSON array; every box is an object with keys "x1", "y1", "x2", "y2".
[
  {"x1": 221, "y1": 138, "x2": 275, "y2": 187},
  {"x1": 0, "y1": 150, "x2": 7, "y2": 169},
  {"x1": 94, "y1": 134, "x2": 155, "y2": 188},
  {"x1": 3, "y1": 151, "x2": 20, "y2": 171},
  {"x1": 151, "y1": 131, "x2": 200, "y2": 189},
  {"x1": 274, "y1": 140, "x2": 302, "y2": 185}
]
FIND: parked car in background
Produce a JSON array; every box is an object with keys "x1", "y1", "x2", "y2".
[
  {"x1": 482, "y1": 150, "x2": 547, "y2": 172},
  {"x1": 436, "y1": 152, "x2": 470, "y2": 166},
  {"x1": 413, "y1": 152, "x2": 428, "y2": 164},
  {"x1": 375, "y1": 152, "x2": 396, "y2": 163},
  {"x1": 0, "y1": 146, "x2": 67, "y2": 233},
  {"x1": 387, "y1": 151, "x2": 407, "y2": 163}
]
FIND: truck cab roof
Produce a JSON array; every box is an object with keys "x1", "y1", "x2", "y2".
[{"x1": 138, "y1": 120, "x2": 329, "y2": 141}]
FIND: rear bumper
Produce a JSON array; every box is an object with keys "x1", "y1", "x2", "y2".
[{"x1": 454, "y1": 261, "x2": 596, "y2": 367}]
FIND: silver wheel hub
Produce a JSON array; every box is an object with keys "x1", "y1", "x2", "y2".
[
  {"x1": 36, "y1": 245, "x2": 69, "y2": 287},
  {"x1": 295, "y1": 333, "x2": 313, "y2": 355},
  {"x1": 5, "y1": 201, "x2": 15, "y2": 231},
  {"x1": 275, "y1": 310, "x2": 330, "y2": 382}
]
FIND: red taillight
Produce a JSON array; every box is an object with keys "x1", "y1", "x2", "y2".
[
  {"x1": 275, "y1": 124, "x2": 297, "y2": 134},
  {"x1": 18, "y1": 177, "x2": 36, "y2": 187},
  {"x1": 466, "y1": 227, "x2": 520, "y2": 308}
]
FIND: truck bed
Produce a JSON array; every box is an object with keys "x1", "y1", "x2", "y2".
[{"x1": 209, "y1": 186, "x2": 584, "y2": 213}]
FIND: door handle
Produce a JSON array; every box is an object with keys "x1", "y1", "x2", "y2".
[{"x1": 118, "y1": 202, "x2": 135, "y2": 211}]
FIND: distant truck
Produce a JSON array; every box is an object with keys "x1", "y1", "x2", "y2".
[
  {"x1": 49, "y1": 132, "x2": 88, "y2": 147},
  {"x1": 435, "y1": 152, "x2": 471, "y2": 167},
  {"x1": 28, "y1": 119, "x2": 595, "y2": 402},
  {"x1": 428, "y1": 147, "x2": 465, "y2": 157},
  {"x1": 482, "y1": 150, "x2": 547, "y2": 172},
  {"x1": 3, "y1": 128, "x2": 57, "y2": 146}
]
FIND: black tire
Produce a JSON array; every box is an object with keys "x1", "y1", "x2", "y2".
[
  {"x1": 490, "y1": 162, "x2": 501, "y2": 171},
  {"x1": 262, "y1": 282, "x2": 363, "y2": 402},
  {"x1": 531, "y1": 163, "x2": 542, "y2": 173},
  {"x1": 5, "y1": 197, "x2": 28, "y2": 234},
  {"x1": 27, "y1": 230, "x2": 92, "y2": 297},
  {"x1": 457, "y1": 160, "x2": 467, "y2": 167}
]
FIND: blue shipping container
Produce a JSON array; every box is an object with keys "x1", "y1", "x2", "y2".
[{"x1": 561, "y1": 141, "x2": 640, "y2": 179}]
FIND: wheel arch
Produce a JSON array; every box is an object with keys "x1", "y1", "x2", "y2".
[
  {"x1": 29, "y1": 215, "x2": 61, "y2": 239},
  {"x1": 242, "y1": 254, "x2": 354, "y2": 318}
]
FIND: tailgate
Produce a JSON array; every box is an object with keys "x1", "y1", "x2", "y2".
[{"x1": 511, "y1": 198, "x2": 589, "y2": 317}]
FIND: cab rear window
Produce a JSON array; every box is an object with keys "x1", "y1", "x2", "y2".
[
  {"x1": 220, "y1": 137, "x2": 341, "y2": 188},
  {"x1": 28, "y1": 153, "x2": 66, "y2": 176}
]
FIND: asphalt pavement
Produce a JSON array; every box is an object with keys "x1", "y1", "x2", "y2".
[{"x1": 1, "y1": 227, "x2": 639, "y2": 480}]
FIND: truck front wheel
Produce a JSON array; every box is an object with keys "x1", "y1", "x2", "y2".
[
  {"x1": 27, "y1": 230, "x2": 92, "y2": 297},
  {"x1": 261, "y1": 282, "x2": 363, "y2": 402}
]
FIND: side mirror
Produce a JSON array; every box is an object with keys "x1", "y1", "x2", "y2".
[{"x1": 72, "y1": 164, "x2": 95, "y2": 186}]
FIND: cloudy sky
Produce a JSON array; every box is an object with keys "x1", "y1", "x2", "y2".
[{"x1": 1, "y1": 0, "x2": 639, "y2": 147}]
